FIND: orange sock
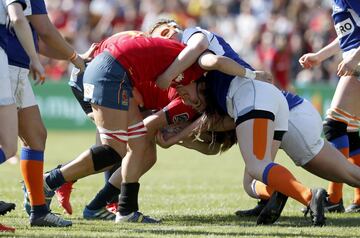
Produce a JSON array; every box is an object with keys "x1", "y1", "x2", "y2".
[
  {"x1": 263, "y1": 163, "x2": 312, "y2": 206},
  {"x1": 253, "y1": 180, "x2": 273, "y2": 200},
  {"x1": 328, "y1": 147, "x2": 349, "y2": 204},
  {"x1": 20, "y1": 148, "x2": 45, "y2": 206}
]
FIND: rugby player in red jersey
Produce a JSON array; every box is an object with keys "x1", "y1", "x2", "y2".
[{"x1": 40, "y1": 31, "x2": 271, "y2": 223}]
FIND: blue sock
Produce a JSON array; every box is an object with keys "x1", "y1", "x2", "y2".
[
  {"x1": 21, "y1": 147, "x2": 44, "y2": 161},
  {"x1": 262, "y1": 162, "x2": 278, "y2": 185},
  {"x1": 0, "y1": 148, "x2": 6, "y2": 164}
]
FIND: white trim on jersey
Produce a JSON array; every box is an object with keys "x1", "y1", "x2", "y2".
[{"x1": 182, "y1": 27, "x2": 227, "y2": 56}]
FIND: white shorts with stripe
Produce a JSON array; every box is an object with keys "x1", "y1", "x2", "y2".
[
  {"x1": 281, "y1": 99, "x2": 324, "y2": 166},
  {"x1": 0, "y1": 47, "x2": 14, "y2": 106},
  {"x1": 8, "y1": 65, "x2": 37, "y2": 109},
  {"x1": 226, "y1": 77, "x2": 289, "y2": 132}
]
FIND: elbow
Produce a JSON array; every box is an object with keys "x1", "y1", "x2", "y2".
[
  {"x1": 196, "y1": 41, "x2": 209, "y2": 53},
  {"x1": 200, "y1": 54, "x2": 220, "y2": 71},
  {"x1": 32, "y1": 18, "x2": 54, "y2": 38},
  {"x1": 10, "y1": 15, "x2": 26, "y2": 26},
  {"x1": 35, "y1": 25, "x2": 52, "y2": 38}
]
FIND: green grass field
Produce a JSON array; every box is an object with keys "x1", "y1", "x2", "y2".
[{"x1": 1, "y1": 131, "x2": 359, "y2": 237}]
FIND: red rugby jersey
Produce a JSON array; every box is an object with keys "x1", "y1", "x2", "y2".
[{"x1": 93, "y1": 31, "x2": 201, "y2": 123}]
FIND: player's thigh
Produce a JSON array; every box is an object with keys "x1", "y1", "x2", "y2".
[
  {"x1": 0, "y1": 49, "x2": 17, "y2": 156},
  {"x1": 281, "y1": 100, "x2": 324, "y2": 167},
  {"x1": 331, "y1": 75, "x2": 360, "y2": 117},
  {"x1": 91, "y1": 104, "x2": 128, "y2": 157}
]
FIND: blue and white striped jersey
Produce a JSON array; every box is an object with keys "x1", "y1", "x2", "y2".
[
  {"x1": 332, "y1": 0, "x2": 360, "y2": 52},
  {"x1": 182, "y1": 27, "x2": 254, "y2": 114},
  {"x1": 7, "y1": 0, "x2": 47, "y2": 68},
  {"x1": 0, "y1": 0, "x2": 26, "y2": 50},
  {"x1": 182, "y1": 27, "x2": 303, "y2": 113}
]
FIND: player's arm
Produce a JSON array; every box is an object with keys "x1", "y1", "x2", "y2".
[
  {"x1": 27, "y1": 14, "x2": 85, "y2": 72},
  {"x1": 299, "y1": 38, "x2": 340, "y2": 68},
  {"x1": 143, "y1": 110, "x2": 169, "y2": 142},
  {"x1": 197, "y1": 52, "x2": 273, "y2": 82},
  {"x1": 156, "y1": 32, "x2": 209, "y2": 89},
  {"x1": 156, "y1": 113, "x2": 236, "y2": 149},
  {"x1": 7, "y1": 2, "x2": 45, "y2": 82}
]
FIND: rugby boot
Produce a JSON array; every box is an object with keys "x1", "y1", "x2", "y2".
[
  {"x1": 0, "y1": 223, "x2": 15, "y2": 232},
  {"x1": 55, "y1": 181, "x2": 74, "y2": 215},
  {"x1": 345, "y1": 203, "x2": 360, "y2": 213},
  {"x1": 303, "y1": 188, "x2": 327, "y2": 226},
  {"x1": 235, "y1": 199, "x2": 268, "y2": 217},
  {"x1": 0, "y1": 201, "x2": 15, "y2": 215},
  {"x1": 301, "y1": 198, "x2": 344, "y2": 214},
  {"x1": 106, "y1": 202, "x2": 118, "y2": 214},
  {"x1": 256, "y1": 192, "x2": 288, "y2": 225},
  {"x1": 115, "y1": 211, "x2": 161, "y2": 223},
  {"x1": 83, "y1": 206, "x2": 116, "y2": 220},
  {"x1": 30, "y1": 212, "x2": 72, "y2": 227}
]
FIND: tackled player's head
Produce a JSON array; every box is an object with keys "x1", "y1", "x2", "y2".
[{"x1": 148, "y1": 18, "x2": 183, "y2": 41}]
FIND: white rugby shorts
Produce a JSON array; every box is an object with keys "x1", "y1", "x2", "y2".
[
  {"x1": 8, "y1": 65, "x2": 36, "y2": 109},
  {"x1": 226, "y1": 77, "x2": 289, "y2": 132},
  {"x1": 0, "y1": 48, "x2": 15, "y2": 105},
  {"x1": 281, "y1": 99, "x2": 324, "y2": 166}
]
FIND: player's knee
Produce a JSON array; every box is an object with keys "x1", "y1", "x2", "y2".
[
  {"x1": 90, "y1": 145, "x2": 122, "y2": 171},
  {"x1": 243, "y1": 179, "x2": 256, "y2": 198},
  {"x1": 323, "y1": 118, "x2": 348, "y2": 141},
  {"x1": 1, "y1": 143, "x2": 17, "y2": 159}
]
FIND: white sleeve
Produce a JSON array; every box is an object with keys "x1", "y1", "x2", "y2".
[{"x1": 182, "y1": 27, "x2": 214, "y2": 45}]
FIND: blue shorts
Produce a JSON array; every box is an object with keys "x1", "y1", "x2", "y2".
[{"x1": 83, "y1": 51, "x2": 132, "y2": 111}]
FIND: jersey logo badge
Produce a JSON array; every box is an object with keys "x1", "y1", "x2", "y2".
[
  {"x1": 173, "y1": 113, "x2": 189, "y2": 123},
  {"x1": 335, "y1": 18, "x2": 354, "y2": 38},
  {"x1": 120, "y1": 89, "x2": 129, "y2": 107},
  {"x1": 84, "y1": 83, "x2": 94, "y2": 99}
]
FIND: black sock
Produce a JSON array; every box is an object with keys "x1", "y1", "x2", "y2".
[
  {"x1": 45, "y1": 168, "x2": 66, "y2": 190},
  {"x1": 118, "y1": 182, "x2": 140, "y2": 216},
  {"x1": 107, "y1": 194, "x2": 119, "y2": 204},
  {"x1": 30, "y1": 204, "x2": 48, "y2": 220},
  {"x1": 87, "y1": 182, "x2": 120, "y2": 210},
  {"x1": 103, "y1": 162, "x2": 121, "y2": 182}
]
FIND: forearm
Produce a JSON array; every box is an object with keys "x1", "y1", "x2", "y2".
[
  {"x1": 165, "y1": 46, "x2": 206, "y2": 80},
  {"x1": 198, "y1": 53, "x2": 248, "y2": 77},
  {"x1": 38, "y1": 38, "x2": 66, "y2": 59},
  {"x1": 28, "y1": 15, "x2": 75, "y2": 60},
  {"x1": 316, "y1": 38, "x2": 340, "y2": 61},
  {"x1": 163, "y1": 120, "x2": 200, "y2": 146}
]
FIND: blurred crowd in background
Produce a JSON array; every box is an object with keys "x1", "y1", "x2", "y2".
[{"x1": 43, "y1": 0, "x2": 340, "y2": 89}]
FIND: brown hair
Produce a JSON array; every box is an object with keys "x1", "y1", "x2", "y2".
[{"x1": 148, "y1": 18, "x2": 182, "y2": 34}]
